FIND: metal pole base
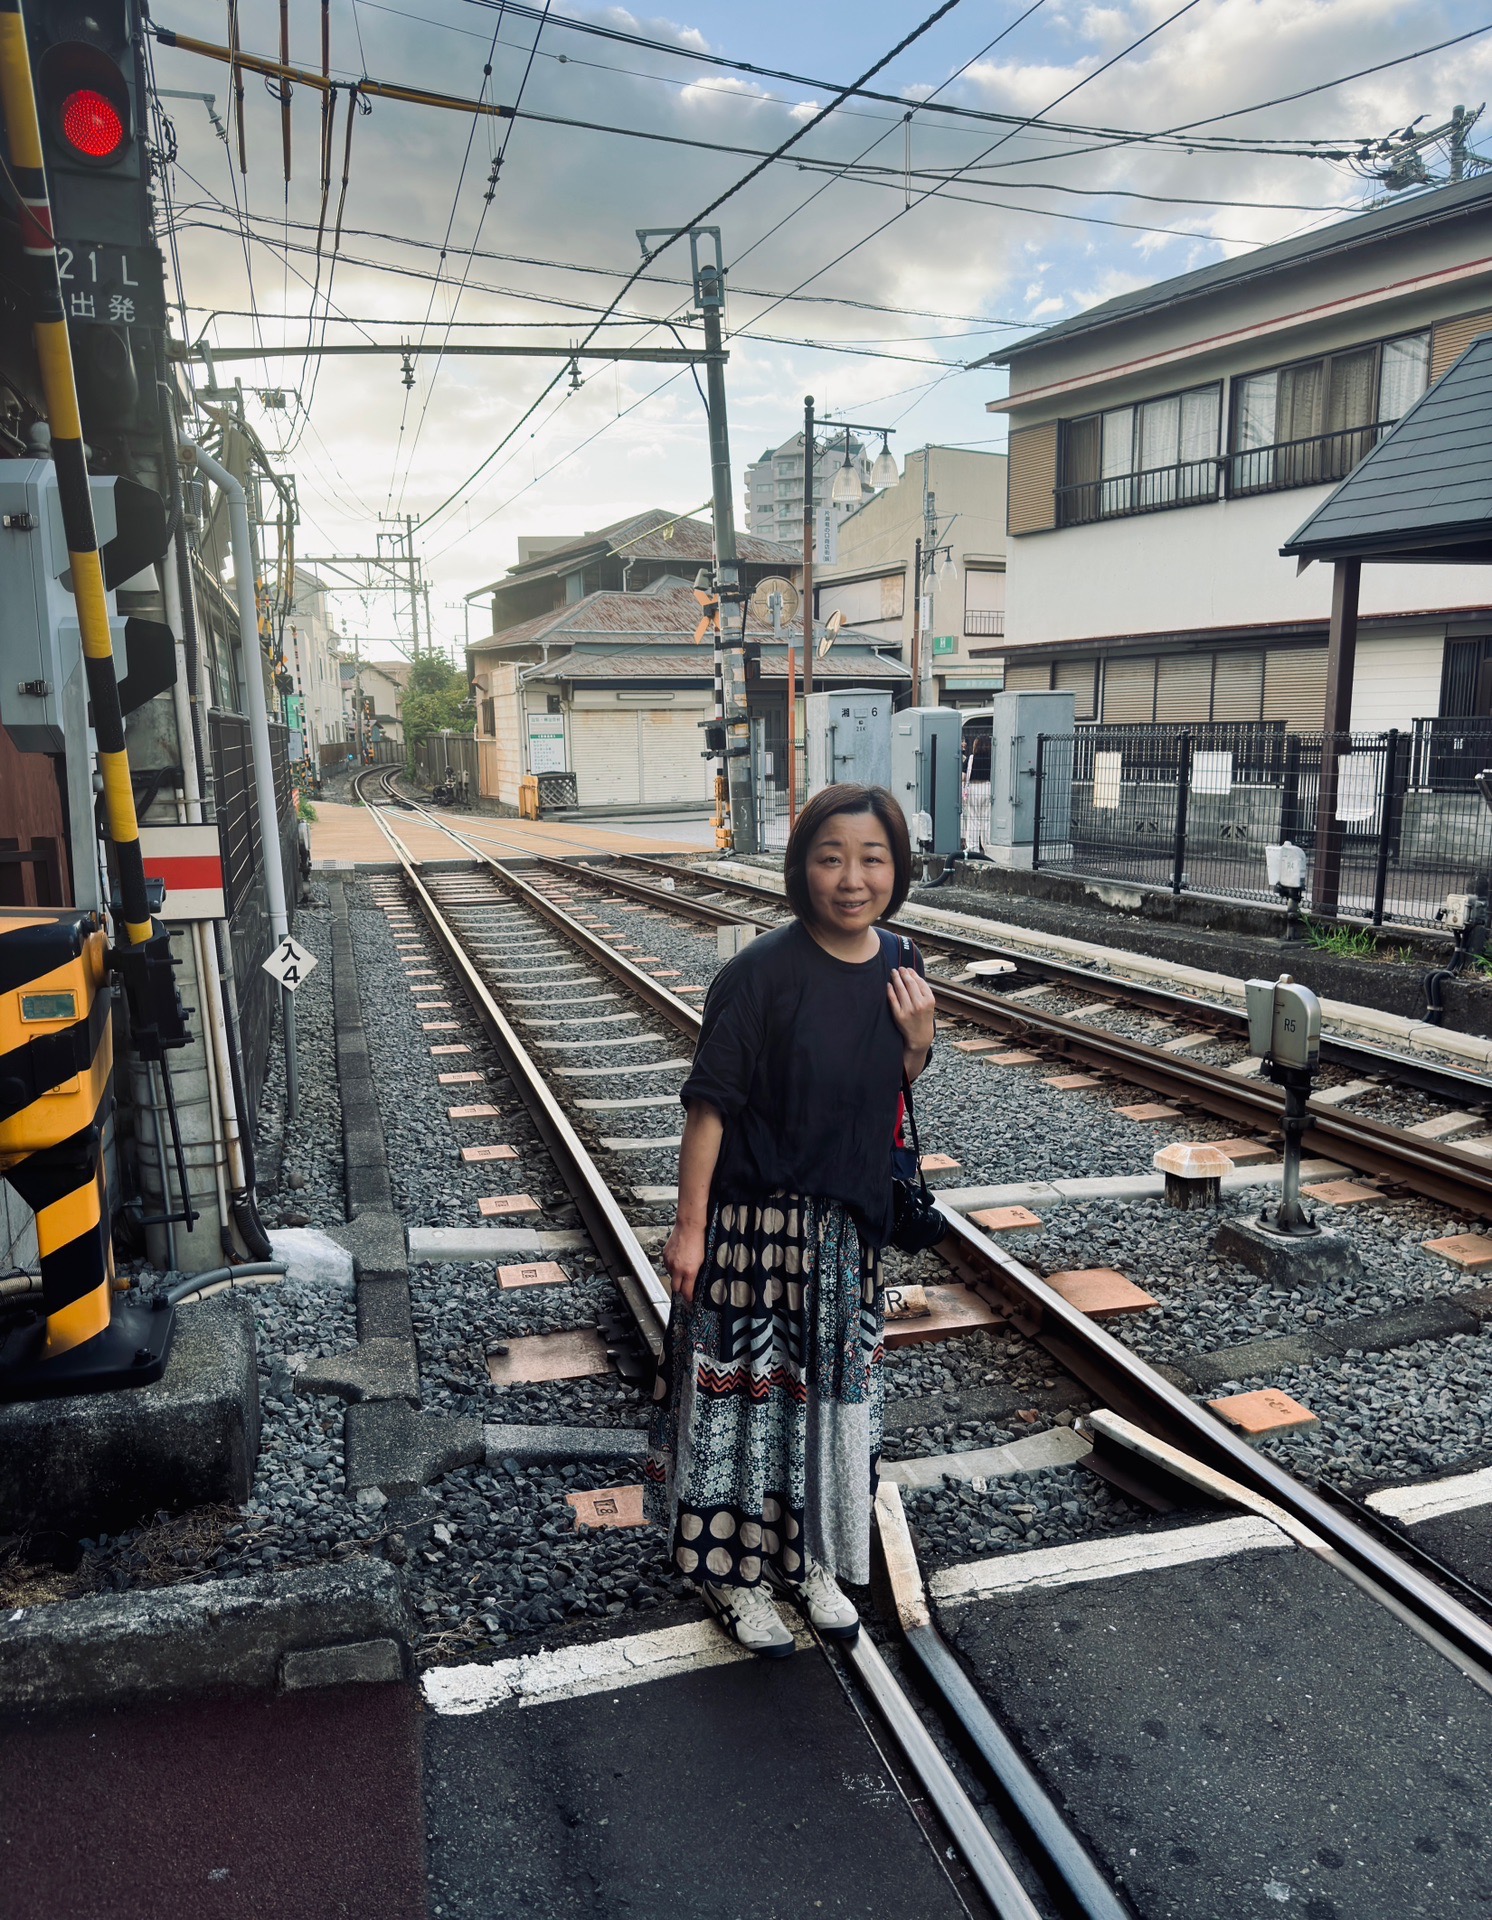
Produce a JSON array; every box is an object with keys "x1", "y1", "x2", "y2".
[{"x1": 0, "y1": 1297, "x2": 175, "y2": 1403}]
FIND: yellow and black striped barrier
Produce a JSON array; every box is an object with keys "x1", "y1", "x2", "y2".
[{"x1": 0, "y1": 916, "x2": 172, "y2": 1398}]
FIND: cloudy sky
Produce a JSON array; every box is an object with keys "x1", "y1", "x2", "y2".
[{"x1": 153, "y1": 0, "x2": 1492, "y2": 656}]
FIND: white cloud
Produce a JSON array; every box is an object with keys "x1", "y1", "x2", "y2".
[{"x1": 153, "y1": 0, "x2": 1492, "y2": 651}]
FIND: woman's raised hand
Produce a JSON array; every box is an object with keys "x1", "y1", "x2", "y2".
[
  {"x1": 887, "y1": 965, "x2": 937, "y2": 1065},
  {"x1": 662, "y1": 1220, "x2": 707, "y2": 1303}
]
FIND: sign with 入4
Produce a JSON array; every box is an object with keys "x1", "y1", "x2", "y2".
[{"x1": 262, "y1": 935, "x2": 319, "y2": 992}]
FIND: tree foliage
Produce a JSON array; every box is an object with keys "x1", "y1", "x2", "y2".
[{"x1": 401, "y1": 654, "x2": 474, "y2": 759}]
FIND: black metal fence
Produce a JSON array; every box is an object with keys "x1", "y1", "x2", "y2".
[{"x1": 1032, "y1": 721, "x2": 1492, "y2": 929}]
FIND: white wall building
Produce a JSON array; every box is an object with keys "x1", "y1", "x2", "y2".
[
  {"x1": 282, "y1": 569, "x2": 345, "y2": 766},
  {"x1": 983, "y1": 174, "x2": 1492, "y2": 733},
  {"x1": 813, "y1": 447, "x2": 1008, "y2": 706}
]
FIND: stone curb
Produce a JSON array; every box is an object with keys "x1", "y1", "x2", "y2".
[
  {"x1": 0, "y1": 1560, "x2": 412, "y2": 1713},
  {"x1": 320, "y1": 878, "x2": 491, "y2": 1497},
  {"x1": 483, "y1": 1423, "x2": 649, "y2": 1469}
]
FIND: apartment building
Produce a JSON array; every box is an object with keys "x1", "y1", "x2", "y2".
[
  {"x1": 813, "y1": 446, "x2": 1008, "y2": 706},
  {"x1": 982, "y1": 174, "x2": 1492, "y2": 734},
  {"x1": 743, "y1": 430, "x2": 875, "y2": 559}
]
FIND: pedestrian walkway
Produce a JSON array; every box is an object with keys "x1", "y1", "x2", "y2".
[{"x1": 309, "y1": 801, "x2": 702, "y2": 867}]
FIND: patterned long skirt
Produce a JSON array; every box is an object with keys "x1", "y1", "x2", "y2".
[{"x1": 643, "y1": 1193, "x2": 884, "y2": 1589}]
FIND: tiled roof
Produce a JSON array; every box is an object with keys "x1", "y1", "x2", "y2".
[
  {"x1": 471, "y1": 585, "x2": 815, "y2": 652},
  {"x1": 540, "y1": 642, "x2": 909, "y2": 683},
  {"x1": 1282, "y1": 332, "x2": 1492, "y2": 564},
  {"x1": 985, "y1": 174, "x2": 1492, "y2": 367},
  {"x1": 480, "y1": 510, "x2": 798, "y2": 591}
]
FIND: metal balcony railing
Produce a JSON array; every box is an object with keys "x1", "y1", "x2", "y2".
[
  {"x1": 1056, "y1": 456, "x2": 1220, "y2": 526},
  {"x1": 963, "y1": 609, "x2": 1005, "y2": 637},
  {"x1": 1226, "y1": 420, "x2": 1390, "y2": 498}
]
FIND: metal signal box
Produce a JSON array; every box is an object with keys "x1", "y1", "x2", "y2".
[
  {"x1": 805, "y1": 688, "x2": 892, "y2": 795},
  {"x1": 891, "y1": 706, "x2": 961, "y2": 855},
  {"x1": 1245, "y1": 974, "x2": 1321, "y2": 1071}
]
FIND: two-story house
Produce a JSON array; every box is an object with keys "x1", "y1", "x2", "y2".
[
  {"x1": 982, "y1": 174, "x2": 1492, "y2": 736},
  {"x1": 813, "y1": 446, "x2": 1008, "y2": 708},
  {"x1": 467, "y1": 509, "x2": 908, "y2": 811}
]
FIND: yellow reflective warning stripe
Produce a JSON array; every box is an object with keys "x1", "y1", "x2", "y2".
[
  {"x1": 44, "y1": 1279, "x2": 111, "y2": 1356},
  {"x1": 0, "y1": 13, "x2": 44, "y2": 172},
  {"x1": 34, "y1": 325, "x2": 83, "y2": 440},
  {"x1": 35, "y1": 1175, "x2": 101, "y2": 1256}
]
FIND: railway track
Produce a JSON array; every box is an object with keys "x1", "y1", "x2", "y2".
[{"x1": 355, "y1": 771, "x2": 1492, "y2": 1699}]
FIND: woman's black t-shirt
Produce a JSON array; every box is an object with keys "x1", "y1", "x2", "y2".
[{"x1": 679, "y1": 919, "x2": 926, "y2": 1248}]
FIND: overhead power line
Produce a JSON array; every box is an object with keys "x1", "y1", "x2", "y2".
[
  {"x1": 416, "y1": 0, "x2": 973, "y2": 533},
  {"x1": 450, "y1": 0, "x2": 1395, "y2": 154}
]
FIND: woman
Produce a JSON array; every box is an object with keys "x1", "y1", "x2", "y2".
[{"x1": 644, "y1": 783, "x2": 936, "y2": 1657}]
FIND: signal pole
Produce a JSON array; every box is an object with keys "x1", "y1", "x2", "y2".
[{"x1": 640, "y1": 224, "x2": 756, "y2": 853}]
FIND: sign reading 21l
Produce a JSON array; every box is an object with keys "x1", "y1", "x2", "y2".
[{"x1": 56, "y1": 241, "x2": 167, "y2": 330}]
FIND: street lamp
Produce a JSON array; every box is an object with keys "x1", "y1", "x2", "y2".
[
  {"x1": 830, "y1": 428, "x2": 863, "y2": 506},
  {"x1": 870, "y1": 434, "x2": 899, "y2": 489}
]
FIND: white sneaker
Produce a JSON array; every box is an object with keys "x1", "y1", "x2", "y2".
[
  {"x1": 702, "y1": 1581, "x2": 796, "y2": 1659},
  {"x1": 770, "y1": 1556, "x2": 860, "y2": 1640}
]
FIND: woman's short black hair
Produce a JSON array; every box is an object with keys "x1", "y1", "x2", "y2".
[{"x1": 783, "y1": 783, "x2": 912, "y2": 922}]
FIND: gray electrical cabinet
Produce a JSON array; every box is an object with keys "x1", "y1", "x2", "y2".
[
  {"x1": 805, "y1": 687, "x2": 892, "y2": 794},
  {"x1": 986, "y1": 690, "x2": 1075, "y2": 866},
  {"x1": 891, "y1": 706, "x2": 961, "y2": 855}
]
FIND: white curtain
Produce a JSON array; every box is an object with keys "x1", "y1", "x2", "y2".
[
  {"x1": 1100, "y1": 407, "x2": 1134, "y2": 514},
  {"x1": 1235, "y1": 372, "x2": 1278, "y2": 448},
  {"x1": 1379, "y1": 333, "x2": 1430, "y2": 421}
]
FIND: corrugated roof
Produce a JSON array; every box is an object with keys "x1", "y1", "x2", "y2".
[
  {"x1": 1282, "y1": 333, "x2": 1492, "y2": 563},
  {"x1": 479, "y1": 509, "x2": 798, "y2": 591},
  {"x1": 540, "y1": 642, "x2": 909, "y2": 682},
  {"x1": 983, "y1": 174, "x2": 1492, "y2": 368},
  {"x1": 470, "y1": 584, "x2": 813, "y2": 652}
]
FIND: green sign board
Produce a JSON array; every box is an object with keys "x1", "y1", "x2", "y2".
[{"x1": 931, "y1": 633, "x2": 957, "y2": 657}]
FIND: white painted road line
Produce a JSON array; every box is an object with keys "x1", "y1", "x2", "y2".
[
  {"x1": 1366, "y1": 1467, "x2": 1492, "y2": 1525},
  {"x1": 929, "y1": 1515, "x2": 1290, "y2": 1605},
  {"x1": 421, "y1": 1617, "x2": 814, "y2": 1715}
]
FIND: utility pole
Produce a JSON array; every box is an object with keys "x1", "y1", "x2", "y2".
[
  {"x1": 802, "y1": 394, "x2": 815, "y2": 704},
  {"x1": 642, "y1": 224, "x2": 756, "y2": 853}
]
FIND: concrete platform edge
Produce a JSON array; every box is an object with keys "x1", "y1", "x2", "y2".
[{"x1": 0, "y1": 1559, "x2": 413, "y2": 1714}]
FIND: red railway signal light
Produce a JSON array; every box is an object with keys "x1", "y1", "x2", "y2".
[{"x1": 59, "y1": 84, "x2": 126, "y2": 161}]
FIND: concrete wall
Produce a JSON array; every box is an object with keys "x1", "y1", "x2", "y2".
[
  {"x1": 1005, "y1": 487, "x2": 1490, "y2": 648},
  {"x1": 816, "y1": 447, "x2": 1007, "y2": 677},
  {"x1": 997, "y1": 203, "x2": 1492, "y2": 426}
]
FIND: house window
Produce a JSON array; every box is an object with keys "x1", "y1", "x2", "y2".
[
  {"x1": 1057, "y1": 384, "x2": 1221, "y2": 525},
  {"x1": 1228, "y1": 330, "x2": 1429, "y2": 496}
]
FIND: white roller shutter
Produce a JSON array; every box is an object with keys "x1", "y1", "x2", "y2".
[
  {"x1": 640, "y1": 707, "x2": 712, "y2": 802},
  {"x1": 1002, "y1": 657, "x2": 1052, "y2": 692},
  {"x1": 1053, "y1": 658, "x2": 1097, "y2": 720},
  {"x1": 570, "y1": 708, "x2": 641, "y2": 805},
  {"x1": 1212, "y1": 649, "x2": 1264, "y2": 722}
]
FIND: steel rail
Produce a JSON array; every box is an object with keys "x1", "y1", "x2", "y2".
[
  {"x1": 936, "y1": 1205, "x2": 1492, "y2": 1679},
  {"x1": 607, "y1": 853, "x2": 1492, "y2": 1103},
  {"x1": 360, "y1": 793, "x2": 671, "y2": 1354},
  {"x1": 542, "y1": 855, "x2": 1492, "y2": 1217},
  {"x1": 358, "y1": 776, "x2": 1079, "y2": 1916},
  {"x1": 362, "y1": 779, "x2": 1492, "y2": 1876}
]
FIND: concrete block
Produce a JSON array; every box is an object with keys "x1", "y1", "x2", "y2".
[
  {"x1": 280, "y1": 1636, "x2": 405, "y2": 1690},
  {"x1": 483, "y1": 1423, "x2": 649, "y2": 1468},
  {"x1": 356, "y1": 1275, "x2": 414, "y2": 1343},
  {"x1": 344, "y1": 1398, "x2": 484, "y2": 1496},
  {"x1": 295, "y1": 1338, "x2": 420, "y2": 1404},
  {"x1": 330, "y1": 1210, "x2": 409, "y2": 1287},
  {"x1": 1214, "y1": 1215, "x2": 1363, "y2": 1289},
  {"x1": 0, "y1": 1560, "x2": 410, "y2": 1713},
  {"x1": 0, "y1": 1299, "x2": 259, "y2": 1536},
  {"x1": 409, "y1": 1227, "x2": 588, "y2": 1259}
]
